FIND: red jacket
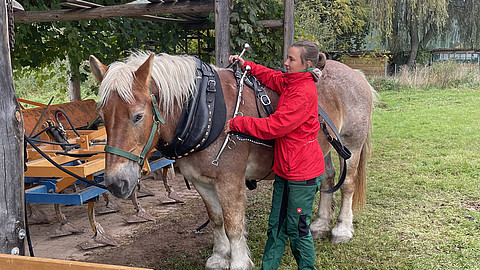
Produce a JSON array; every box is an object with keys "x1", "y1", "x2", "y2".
[{"x1": 229, "y1": 61, "x2": 325, "y2": 181}]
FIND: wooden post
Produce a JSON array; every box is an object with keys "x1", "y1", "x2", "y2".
[
  {"x1": 283, "y1": 0, "x2": 294, "y2": 62},
  {"x1": 214, "y1": 0, "x2": 230, "y2": 68},
  {"x1": 0, "y1": 0, "x2": 26, "y2": 256}
]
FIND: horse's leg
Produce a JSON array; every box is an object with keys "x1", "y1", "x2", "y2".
[
  {"x1": 311, "y1": 152, "x2": 335, "y2": 239},
  {"x1": 193, "y1": 181, "x2": 230, "y2": 270},
  {"x1": 217, "y1": 175, "x2": 253, "y2": 270},
  {"x1": 330, "y1": 144, "x2": 364, "y2": 243}
]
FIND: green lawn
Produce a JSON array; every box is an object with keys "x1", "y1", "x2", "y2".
[{"x1": 244, "y1": 87, "x2": 480, "y2": 269}]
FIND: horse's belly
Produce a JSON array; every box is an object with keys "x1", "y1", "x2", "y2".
[{"x1": 245, "y1": 146, "x2": 274, "y2": 180}]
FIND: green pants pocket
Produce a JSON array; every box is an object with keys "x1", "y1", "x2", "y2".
[{"x1": 298, "y1": 214, "x2": 309, "y2": 237}]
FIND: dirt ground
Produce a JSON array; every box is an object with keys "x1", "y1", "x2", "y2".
[{"x1": 26, "y1": 168, "x2": 215, "y2": 269}]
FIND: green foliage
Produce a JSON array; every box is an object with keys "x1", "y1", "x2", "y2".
[
  {"x1": 14, "y1": 60, "x2": 98, "y2": 107},
  {"x1": 296, "y1": 0, "x2": 370, "y2": 52},
  {"x1": 447, "y1": 0, "x2": 480, "y2": 48},
  {"x1": 12, "y1": 0, "x2": 198, "y2": 91},
  {"x1": 230, "y1": 0, "x2": 285, "y2": 68},
  {"x1": 369, "y1": 77, "x2": 406, "y2": 92}
]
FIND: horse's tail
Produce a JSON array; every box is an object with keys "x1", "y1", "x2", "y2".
[
  {"x1": 352, "y1": 82, "x2": 375, "y2": 211},
  {"x1": 352, "y1": 126, "x2": 370, "y2": 211}
]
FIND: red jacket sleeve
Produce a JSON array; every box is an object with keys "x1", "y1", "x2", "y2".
[
  {"x1": 229, "y1": 90, "x2": 311, "y2": 140},
  {"x1": 243, "y1": 61, "x2": 284, "y2": 95}
]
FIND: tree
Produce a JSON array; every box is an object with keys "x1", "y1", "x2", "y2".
[
  {"x1": 12, "y1": 0, "x2": 202, "y2": 99},
  {"x1": 295, "y1": 0, "x2": 370, "y2": 53},
  {"x1": 368, "y1": 0, "x2": 448, "y2": 68},
  {"x1": 447, "y1": 0, "x2": 480, "y2": 48}
]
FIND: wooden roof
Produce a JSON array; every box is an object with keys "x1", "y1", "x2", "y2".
[{"x1": 14, "y1": 0, "x2": 213, "y2": 24}]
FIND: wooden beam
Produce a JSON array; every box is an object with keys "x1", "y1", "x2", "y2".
[
  {"x1": 0, "y1": 0, "x2": 26, "y2": 256},
  {"x1": 283, "y1": 0, "x2": 294, "y2": 62},
  {"x1": 14, "y1": 0, "x2": 214, "y2": 23},
  {"x1": 214, "y1": 0, "x2": 230, "y2": 68},
  {"x1": 258, "y1": 19, "x2": 283, "y2": 29},
  {"x1": 0, "y1": 253, "x2": 150, "y2": 270}
]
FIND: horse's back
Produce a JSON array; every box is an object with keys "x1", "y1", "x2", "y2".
[{"x1": 317, "y1": 60, "x2": 374, "y2": 148}]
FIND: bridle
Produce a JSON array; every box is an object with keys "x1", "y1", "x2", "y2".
[{"x1": 104, "y1": 86, "x2": 165, "y2": 168}]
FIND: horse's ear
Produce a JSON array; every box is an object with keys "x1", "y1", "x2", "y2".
[
  {"x1": 89, "y1": 55, "x2": 109, "y2": 83},
  {"x1": 134, "y1": 53, "x2": 155, "y2": 92}
]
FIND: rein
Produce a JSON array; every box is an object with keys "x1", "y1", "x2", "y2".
[{"x1": 104, "y1": 86, "x2": 165, "y2": 168}]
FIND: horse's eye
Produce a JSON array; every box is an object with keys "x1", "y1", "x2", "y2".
[{"x1": 134, "y1": 114, "x2": 144, "y2": 123}]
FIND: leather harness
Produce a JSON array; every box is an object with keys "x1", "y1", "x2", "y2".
[{"x1": 156, "y1": 57, "x2": 226, "y2": 159}]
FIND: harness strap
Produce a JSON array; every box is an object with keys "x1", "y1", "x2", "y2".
[
  {"x1": 318, "y1": 105, "x2": 351, "y2": 159},
  {"x1": 234, "y1": 67, "x2": 274, "y2": 117},
  {"x1": 104, "y1": 145, "x2": 142, "y2": 163},
  {"x1": 317, "y1": 105, "x2": 351, "y2": 194}
]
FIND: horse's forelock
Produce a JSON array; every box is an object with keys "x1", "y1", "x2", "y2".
[
  {"x1": 98, "y1": 51, "x2": 197, "y2": 115},
  {"x1": 98, "y1": 62, "x2": 136, "y2": 108}
]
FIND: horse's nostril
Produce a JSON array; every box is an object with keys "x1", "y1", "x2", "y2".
[
  {"x1": 106, "y1": 179, "x2": 131, "y2": 198},
  {"x1": 120, "y1": 179, "x2": 130, "y2": 194}
]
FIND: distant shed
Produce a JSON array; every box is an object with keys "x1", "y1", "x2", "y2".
[
  {"x1": 328, "y1": 51, "x2": 391, "y2": 77},
  {"x1": 430, "y1": 48, "x2": 480, "y2": 64}
]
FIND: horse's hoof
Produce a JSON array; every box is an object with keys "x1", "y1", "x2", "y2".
[
  {"x1": 230, "y1": 259, "x2": 254, "y2": 270},
  {"x1": 311, "y1": 229, "x2": 330, "y2": 239},
  {"x1": 330, "y1": 234, "x2": 352, "y2": 243},
  {"x1": 206, "y1": 254, "x2": 229, "y2": 270}
]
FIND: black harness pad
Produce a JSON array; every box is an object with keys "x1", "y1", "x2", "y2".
[{"x1": 157, "y1": 58, "x2": 226, "y2": 159}]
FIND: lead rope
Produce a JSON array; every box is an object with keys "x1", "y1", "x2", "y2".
[{"x1": 211, "y1": 65, "x2": 251, "y2": 166}]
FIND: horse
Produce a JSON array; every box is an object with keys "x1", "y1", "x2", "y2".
[{"x1": 89, "y1": 51, "x2": 375, "y2": 270}]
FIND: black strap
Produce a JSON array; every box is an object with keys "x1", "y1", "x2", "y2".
[
  {"x1": 318, "y1": 105, "x2": 351, "y2": 194},
  {"x1": 55, "y1": 152, "x2": 102, "y2": 158},
  {"x1": 244, "y1": 75, "x2": 274, "y2": 117}
]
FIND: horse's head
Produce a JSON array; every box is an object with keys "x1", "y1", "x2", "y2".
[{"x1": 90, "y1": 53, "x2": 160, "y2": 199}]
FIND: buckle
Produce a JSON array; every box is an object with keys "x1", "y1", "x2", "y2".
[
  {"x1": 207, "y1": 79, "x2": 216, "y2": 92},
  {"x1": 260, "y1": 94, "x2": 271, "y2": 106}
]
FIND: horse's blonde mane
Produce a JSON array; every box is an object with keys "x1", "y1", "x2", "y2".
[{"x1": 98, "y1": 51, "x2": 197, "y2": 115}]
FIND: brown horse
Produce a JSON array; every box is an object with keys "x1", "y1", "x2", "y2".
[{"x1": 89, "y1": 51, "x2": 375, "y2": 270}]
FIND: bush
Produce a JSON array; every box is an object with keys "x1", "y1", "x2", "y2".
[{"x1": 393, "y1": 62, "x2": 480, "y2": 90}]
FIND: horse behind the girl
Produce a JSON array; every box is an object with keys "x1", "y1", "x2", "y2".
[{"x1": 89, "y1": 51, "x2": 375, "y2": 270}]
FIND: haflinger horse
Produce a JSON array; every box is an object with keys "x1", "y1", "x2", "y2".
[{"x1": 89, "y1": 51, "x2": 375, "y2": 270}]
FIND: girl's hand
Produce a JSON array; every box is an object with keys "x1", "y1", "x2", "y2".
[
  {"x1": 224, "y1": 119, "x2": 232, "y2": 134},
  {"x1": 229, "y1": 55, "x2": 245, "y2": 67}
]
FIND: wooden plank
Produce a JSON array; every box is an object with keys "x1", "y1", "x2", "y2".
[
  {"x1": 17, "y1": 98, "x2": 47, "y2": 107},
  {"x1": 0, "y1": 0, "x2": 26, "y2": 255},
  {"x1": 259, "y1": 19, "x2": 283, "y2": 28},
  {"x1": 25, "y1": 158, "x2": 104, "y2": 178},
  {"x1": 14, "y1": 0, "x2": 214, "y2": 23},
  {"x1": 22, "y1": 99, "x2": 98, "y2": 136},
  {"x1": 0, "y1": 253, "x2": 150, "y2": 270},
  {"x1": 214, "y1": 0, "x2": 230, "y2": 68},
  {"x1": 283, "y1": 0, "x2": 294, "y2": 62}
]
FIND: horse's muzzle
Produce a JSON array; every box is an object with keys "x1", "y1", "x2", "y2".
[
  {"x1": 106, "y1": 179, "x2": 135, "y2": 199},
  {"x1": 104, "y1": 161, "x2": 140, "y2": 199}
]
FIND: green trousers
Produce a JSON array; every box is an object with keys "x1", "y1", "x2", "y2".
[{"x1": 260, "y1": 174, "x2": 323, "y2": 270}]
